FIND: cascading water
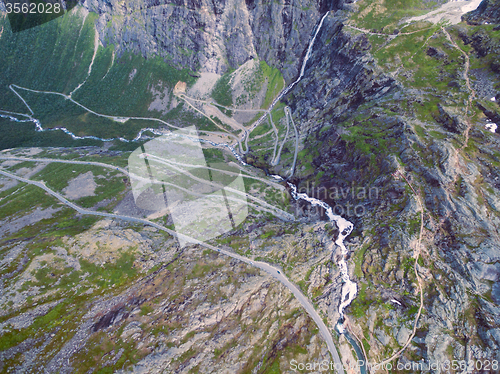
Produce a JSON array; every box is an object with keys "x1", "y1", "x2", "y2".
[
  {"x1": 263, "y1": 13, "x2": 367, "y2": 369},
  {"x1": 262, "y1": 10, "x2": 360, "y2": 329},
  {"x1": 1, "y1": 9, "x2": 368, "y2": 370},
  {"x1": 283, "y1": 177, "x2": 367, "y2": 374},
  {"x1": 251, "y1": 11, "x2": 331, "y2": 130},
  {"x1": 272, "y1": 175, "x2": 358, "y2": 332},
  {"x1": 278, "y1": 11, "x2": 331, "y2": 101}
]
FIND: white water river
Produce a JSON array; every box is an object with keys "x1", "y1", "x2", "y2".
[
  {"x1": 0, "y1": 9, "x2": 364, "y2": 369},
  {"x1": 271, "y1": 175, "x2": 357, "y2": 333}
]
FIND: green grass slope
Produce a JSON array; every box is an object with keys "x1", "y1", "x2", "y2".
[{"x1": 0, "y1": 8, "x2": 197, "y2": 148}]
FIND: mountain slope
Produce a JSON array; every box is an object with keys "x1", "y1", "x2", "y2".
[{"x1": 1, "y1": 0, "x2": 500, "y2": 371}]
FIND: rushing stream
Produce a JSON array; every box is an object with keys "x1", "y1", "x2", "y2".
[
  {"x1": 272, "y1": 174, "x2": 366, "y2": 373},
  {"x1": 272, "y1": 176, "x2": 358, "y2": 326},
  {"x1": 0, "y1": 112, "x2": 248, "y2": 165},
  {"x1": 289, "y1": 182, "x2": 356, "y2": 322},
  {"x1": 264, "y1": 9, "x2": 361, "y2": 332},
  {"x1": 1, "y1": 9, "x2": 367, "y2": 370},
  {"x1": 267, "y1": 11, "x2": 367, "y2": 371},
  {"x1": 0, "y1": 110, "x2": 166, "y2": 143}
]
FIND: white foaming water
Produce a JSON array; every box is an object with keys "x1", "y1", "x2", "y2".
[
  {"x1": 253, "y1": 11, "x2": 330, "y2": 128},
  {"x1": 4, "y1": 11, "x2": 355, "y2": 326},
  {"x1": 274, "y1": 175, "x2": 358, "y2": 330}
]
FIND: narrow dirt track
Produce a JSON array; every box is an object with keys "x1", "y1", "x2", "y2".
[
  {"x1": 375, "y1": 170, "x2": 425, "y2": 369},
  {"x1": 441, "y1": 27, "x2": 477, "y2": 151}
]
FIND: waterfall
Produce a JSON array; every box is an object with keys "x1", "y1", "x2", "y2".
[
  {"x1": 253, "y1": 11, "x2": 330, "y2": 128},
  {"x1": 272, "y1": 175, "x2": 358, "y2": 332},
  {"x1": 247, "y1": 9, "x2": 360, "y2": 330}
]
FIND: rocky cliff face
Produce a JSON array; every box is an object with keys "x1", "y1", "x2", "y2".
[
  {"x1": 2, "y1": 0, "x2": 500, "y2": 370},
  {"x1": 463, "y1": 0, "x2": 500, "y2": 24},
  {"x1": 78, "y1": 0, "x2": 500, "y2": 364},
  {"x1": 280, "y1": 7, "x2": 500, "y2": 366},
  {"x1": 276, "y1": 14, "x2": 395, "y2": 135},
  {"x1": 82, "y1": 0, "x2": 343, "y2": 80}
]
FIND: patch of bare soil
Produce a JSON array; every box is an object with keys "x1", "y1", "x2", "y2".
[
  {"x1": 0, "y1": 160, "x2": 20, "y2": 168},
  {"x1": 230, "y1": 59, "x2": 269, "y2": 110},
  {"x1": 148, "y1": 85, "x2": 171, "y2": 115},
  {"x1": 0, "y1": 176, "x2": 18, "y2": 193},
  {"x1": 63, "y1": 171, "x2": 97, "y2": 200},
  {"x1": 203, "y1": 104, "x2": 245, "y2": 132},
  {"x1": 18, "y1": 163, "x2": 48, "y2": 179},
  {"x1": 173, "y1": 81, "x2": 187, "y2": 95},
  {"x1": 0, "y1": 206, "x2": 60, "y2": 239},
  {"x1": 187, "y1": 72, "x2": 220, "y2": 99},
  {"x1": 406, "y1": 0, "x2": 483, "y2": 25},
  {"x1": 233, "y1": 110, "x2": 262, "y2": 125}
]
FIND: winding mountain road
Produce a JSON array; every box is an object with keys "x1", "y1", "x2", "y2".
[
  {"x1": 0, "y1": 159, "x2": 345, "y2": 373},
  {"x1": 0, "y1": 10, "x2": 354, "y2": 370},
  {"x1": 268, "y1": 112, "x2": 280, "y2": 166},
  {"x1": 285, "y1": 106, "x2": 300, "y2": 178},
  {"x1": 0, "y1": 155, "x2": 291, "y2": 220}
]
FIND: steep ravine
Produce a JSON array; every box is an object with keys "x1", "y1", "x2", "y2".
[
  {"x1": 81, "y1": 0, "x2": 500, "y2": 365},
  {"x1": 280, "y1": 9, "x2": 500, "y2": 367}
]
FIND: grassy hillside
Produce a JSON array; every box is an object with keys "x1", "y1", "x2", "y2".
[
  {"x1": 349, "y1": 0, "x2": 447, "y2": 30},
  {"x1": 0, "y1": 11, "x2": 96, "y2": 110},
  {"x1": 0, "y1": 8, "x2": 197, "y2": 148}
]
